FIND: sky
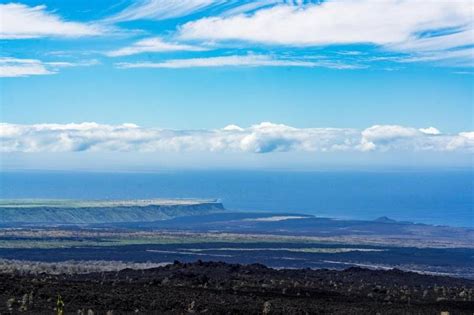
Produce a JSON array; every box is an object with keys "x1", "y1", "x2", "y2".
[{"x1": 0, "y1": 0, "x2": 473, "y2": 170}]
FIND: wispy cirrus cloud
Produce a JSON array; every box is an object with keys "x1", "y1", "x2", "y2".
[
  {"x1": 178, "y1": 0, "x2": 473, "y2": 66},
  {"x1": 106, "y1": 37, "x2": 207, "y2": 57},
  {"x1": 397, "y1": 48, "x2": 474, "y2": 68},
  {"x1": 0, "y1": 3, "x2": 106, "y2": 39},
  {"x1": 0, "y1": 57, "x2": 99, "y2": 77},
  {"x1": 179, "y1": 0, "x2": 472, "y2": 46},
  {"x1": 1, "y1": 122, "x2": 472, "y2": 154},
  {"x1": 107, "y1": 0, "x2": 317, "y2": 22},
  {"x1": 0, "y1": 57, "x2": 54, "y2": 77},
  {"x1": 116, "y1": 54, "x2": 363, "y2": 69},
  {"x1": 107, "y1": 0, "x2": 219, "y2": 22},
  {"x1": 3, "y1": 1, "x2": 471, "y2": 70}
]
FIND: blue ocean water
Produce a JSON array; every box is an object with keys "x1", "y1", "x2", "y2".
[{"x1": 0, "y1": 170, "x2": 472, "y2": 227}]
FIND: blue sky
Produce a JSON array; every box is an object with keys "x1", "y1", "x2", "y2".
[{"x1": 0, "y1": 0, "x2": 473, "y2": 169}]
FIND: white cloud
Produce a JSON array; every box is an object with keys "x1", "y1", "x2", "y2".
[
  {"x1": 179, "y1": 1, "x2": 470, "y2": 45},
  {"x1": 359, "y1": 125, "x2": 421, "y2": 152},
  {"x1": 218, "y1": 0, "x2": 321, "y2": 17},
  {"x1": 358, "y1": 125, "x2": 473, "y2": 152},
  {"x1": 446, "y1": 131, "x2": 474, "y2": 151},
  {"x1": 178, "y1": 0, "x2": 473, "y2": 66},
  {"x1": 0, "y1": 3, "x2": 104, "y2": 39},
  {"x1": 223, "y1": 124, "x2": 244, "y2": 132},
  {"x1": 419, "y1": 127, "x2": 441, "y2": 135},
  {"x1": 0, "y1": 57, "x2": 100, "y2": 77},
  {"x1": 362, "y1": 125, "x2": 420, "y2": 142},
  {"x1": 388, "y1": 29, "x2": 474, "y2": 53},
  {"x1": 219, "y1": 1, "x2": 281, "y2": 17},
  {"x1": 0, "y1": 57, "x2": 54, "y2": 77},
  {"x1": 107, "y1": 0, "x2": 312, "y2": 22},
  {"x1": 107, "y1": 0, "x2": 219, "y2": 22},
  {"x1": 1, "y1": 122, "x2": 472, "y2": 154},
  {"x1": 106, "y1": 37, "x2": 207, "y2": 57},
  {"x1": 397, "y1": 48, "x2": 474, "y2": 67},
  {"x1": 116, "y1": 54, "x2": 362, "y2": 69}
]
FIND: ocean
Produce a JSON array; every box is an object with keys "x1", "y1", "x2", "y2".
[{"x1": 0, "y1": 170, "x2": 472, "y2": 227}]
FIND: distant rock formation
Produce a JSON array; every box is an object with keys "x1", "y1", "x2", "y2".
[
  {"x1": 374, "y1": 216, "x2": 413, "y2": 225},
  {"x1": 374, "y1": 216, "x2": 398, "y2": 223}
]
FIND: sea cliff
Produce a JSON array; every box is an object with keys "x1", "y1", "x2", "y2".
[{"x1": 0, "y1": 199, "x2": 224, "y2": 224}]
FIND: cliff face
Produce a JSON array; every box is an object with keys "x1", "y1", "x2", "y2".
[{"x1": 0, "y1": 200, "x2": 225, "y2": 225}]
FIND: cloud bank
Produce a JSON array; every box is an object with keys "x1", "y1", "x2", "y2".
[{"x1": 1, "y1": 122, "x2": 472, "y2": 154}]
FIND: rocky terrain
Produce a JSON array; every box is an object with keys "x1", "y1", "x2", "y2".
[{"x1": 0, "y1": 260, "x2": 473, "y2": 314}]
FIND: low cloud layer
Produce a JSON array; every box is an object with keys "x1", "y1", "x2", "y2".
[{"x1": 1, "y1": 122, "x2": 472, "y2": 154}]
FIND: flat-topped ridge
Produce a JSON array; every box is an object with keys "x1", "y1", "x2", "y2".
[
  {"x1": 0, "y1": 199, "x2": 224, "y2": 225},
  {"x1": 0, "y1": 198, "x2": 219, "y2": 208}
]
